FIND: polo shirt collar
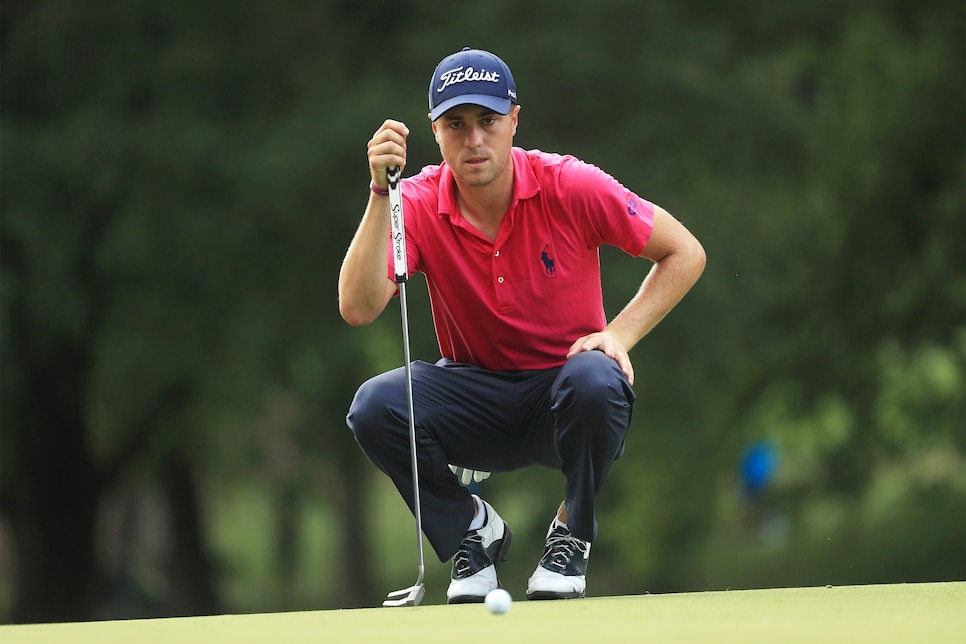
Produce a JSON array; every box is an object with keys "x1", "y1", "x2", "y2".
[{"x1": 437, "y1": 147, "x2": 539, "y2": 216}]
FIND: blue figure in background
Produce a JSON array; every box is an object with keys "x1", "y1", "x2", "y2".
[
  {"x1": 740, "y1": 439, "x2": 779, "y2": 500},
  {"x1": 738, "y1": 439, "x2": 785, "y2": 541}
]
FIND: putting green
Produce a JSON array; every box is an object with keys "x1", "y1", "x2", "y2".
[{"x1": 3, "y1": 582, "x2": 963, "y2": 643}]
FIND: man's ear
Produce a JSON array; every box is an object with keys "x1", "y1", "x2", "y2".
[{"x1": 429, "y1": 113, "x2": 440, "y2": 143}]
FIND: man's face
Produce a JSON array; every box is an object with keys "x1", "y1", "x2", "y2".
[{"x1": 431, "y1": 104, "x2": 520, "y2": 187}]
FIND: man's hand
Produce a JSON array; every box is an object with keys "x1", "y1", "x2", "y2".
[
  {"x1": 449, "y1": 465, "x2": 491, "y2": 486},
  {"x1": 567, "y1": 330, "x2": 634, "y2": 386},
  {"x1": 367, "y1": 119, "x2": 409, "y2": 190}
]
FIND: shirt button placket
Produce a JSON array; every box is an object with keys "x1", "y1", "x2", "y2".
[{"x1": 494, "y1": 248, "x2": 506, "y2": 292}]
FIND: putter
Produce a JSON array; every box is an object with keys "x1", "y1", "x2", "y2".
[{"x1": 382, "y1": 165, "x2": 426, "y2": 608}]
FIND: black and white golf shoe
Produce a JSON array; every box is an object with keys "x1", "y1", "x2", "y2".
[
  {"x1": 525, "y1": 518, "x2": 591, "y2": 600},
  {"x1": 446, "y1": 499, "x2": 513, "y2": 604}
]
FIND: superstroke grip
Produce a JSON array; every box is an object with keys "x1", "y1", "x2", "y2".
[{"x1": 387, "y1": 166, "x2": 408, "y2": 284}]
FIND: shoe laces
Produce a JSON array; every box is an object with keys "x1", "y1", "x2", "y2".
[
  {"x1": 542, "y1": 527, "x2": 587, "y2": 572},
  {"x1": 453, "y1": 532, "x2": 483, "y2": 576}
]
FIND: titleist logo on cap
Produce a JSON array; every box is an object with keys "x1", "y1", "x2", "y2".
[{"x1": 436, "y1": 66, "x2": 500, "y2": 93}]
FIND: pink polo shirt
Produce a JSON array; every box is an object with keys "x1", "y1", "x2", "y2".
[{"x1": 389, "y1": 147, "x2": 654, "y2": 371}]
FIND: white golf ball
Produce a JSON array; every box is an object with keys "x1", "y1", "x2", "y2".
[{"x1": 485, "y1": 588, "x2": 512, "y2": 614}]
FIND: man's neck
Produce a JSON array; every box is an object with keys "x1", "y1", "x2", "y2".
[{"x1": 454, "y1": 161, "x2": 515, "y2": 242}]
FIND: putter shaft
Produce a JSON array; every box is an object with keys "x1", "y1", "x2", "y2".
[{"x1": 383, "y1": 175, "x2": 426, "y2": 607}]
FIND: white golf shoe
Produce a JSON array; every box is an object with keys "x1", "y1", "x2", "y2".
[
  {"x1": 446, "y1": 499, "x2": 513, "y2": 604},
  {"x1": 526, "y1": 517, "x2": 591, "y2": 600}
]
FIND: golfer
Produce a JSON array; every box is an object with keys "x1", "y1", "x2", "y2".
[{"x1": 339, "y1": 48, "x2": 706, "y2": 602}]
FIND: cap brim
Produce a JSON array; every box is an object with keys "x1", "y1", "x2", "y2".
[{"x1": 430, "y1": 95, "x2": 513, "y2": 121}]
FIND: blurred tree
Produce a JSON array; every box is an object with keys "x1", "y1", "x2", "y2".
[{"x1": 0, "y1": 0, "x2": 404, "y2": 619}]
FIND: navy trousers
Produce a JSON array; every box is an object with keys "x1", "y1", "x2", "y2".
[{"x1": 346, "y1": 349, "x2": 635, "y2": 562}]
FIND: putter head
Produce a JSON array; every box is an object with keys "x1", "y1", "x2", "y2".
[{"x1": 383, "y1": 583, "x2": 426, "y2": 607}]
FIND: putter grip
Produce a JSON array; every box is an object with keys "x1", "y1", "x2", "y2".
[{"x1": 387, "y1": 166, "x2": 408, "y2": 284}]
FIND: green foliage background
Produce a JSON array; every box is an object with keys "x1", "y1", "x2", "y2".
[{"x1": 1, "y1": 0, "x2": 963, "y2": 622}]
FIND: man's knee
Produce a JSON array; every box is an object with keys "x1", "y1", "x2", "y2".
[
  {"x1": 557, "y1": 350, "x2": 634, "y2": 410},
  {"x1": 346, "y1": 371, "x2": 402, "y2": 450}
]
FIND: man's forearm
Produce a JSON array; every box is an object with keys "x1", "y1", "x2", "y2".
[
  {"x1": 606, "y1": 244, "x2": 706, "y2": 351},
  {"x1": 338, "y1": 192, "x2": 395, "y2": 326}
]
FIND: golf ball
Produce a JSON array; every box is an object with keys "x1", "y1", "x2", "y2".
[{"x1": 485, "y1": 588, "x2": 512, "y2": 614}]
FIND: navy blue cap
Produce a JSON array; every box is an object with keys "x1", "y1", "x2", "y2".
[{"x1": 428, "y1": 48, "x2": 517, "y2": 121}]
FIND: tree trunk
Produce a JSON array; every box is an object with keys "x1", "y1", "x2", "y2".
[
  {"x1": 162, "y1": 451, "x2": 221, "y2": 617},
  {"x1": 337, "y1": 446, "x2": 375, "y2": 607},
  {"x1": 10, "y1": 353, "x2": 102, "y2": 623}
]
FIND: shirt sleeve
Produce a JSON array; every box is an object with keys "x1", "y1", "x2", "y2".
[{"x1": 555, "y1": 156, "x2": 655, "y2": 257}]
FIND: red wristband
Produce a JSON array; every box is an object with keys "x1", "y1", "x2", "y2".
[{"x1": 370, "y1": 181, "x2": 390, "y2": 196}]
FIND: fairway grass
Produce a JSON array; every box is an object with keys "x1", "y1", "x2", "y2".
[{"x1": 3, "y1": 582, "x2": 963, "y2": 643}]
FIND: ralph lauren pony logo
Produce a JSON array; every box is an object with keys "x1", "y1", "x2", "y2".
[{"x1": 540, "y1": 245, "x2": 556, "y2": 276}]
